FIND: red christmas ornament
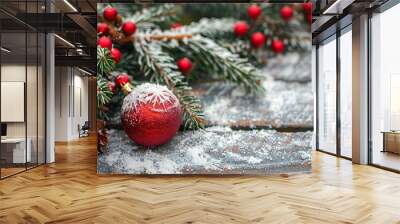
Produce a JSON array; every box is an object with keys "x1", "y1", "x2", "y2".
[
  {"x1": 233, "y1": 21, "x2": 249, "y2": 37},
  {"x1": 271, "y1": 39, "x2": 285, "y2": 54},
  {"x1": 97, "y1": 23, "x2": 109, "y2": 35},
  {"x1": 103, "y1": 6, "x2": 118, "y2": 21},
  {"x1": 303, "y1": 2, "x2": 313, "y2": 14},
  {"x1": 122, "y1": 21, "x2": 137, "y2": 36},
  {"x1": 116, "y1": 73, "x2": 131, "y2": 94},
  {"x1": 115, "y1": 73, "x2": 130, "y2": 87},
  {"x1": 250, "y1": 32, "x2": 266, "y2": 48},
  {"x1": 171, "y1": 22, "x2": 183, "y2": 29},
  {"x1": 97, "y1": 36, "x2": 112, "y2": 49},
  {"x1": 177, "y1": 57, "x2": 193, "y2": 75},
  {"x1": 280, "y1": 6, "x2": 293, "y2": 22},
  {"x1": 107, "y1": 81, "x2": 116, "y2": 93},
  {"x1": 121, "y1": 83, "x2": 182, "y2": 147},
  {"x1": 247, "y1": 5, "x2": 262, "y2": 20},
  {"x1": 111, "y1": 48, "x2": 121, "y2": 64}
]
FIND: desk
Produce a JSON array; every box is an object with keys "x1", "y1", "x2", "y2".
[
  {"x1": 1, "y1": 138, "x2": 31, "y2": 163},
  {"x1": 382, "y1": 131, "x2": 400, "y2": 154}
]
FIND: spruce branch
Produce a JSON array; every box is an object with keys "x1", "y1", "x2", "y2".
[
  {"x1": 97, "y1": 77, "x2": 113, "y2": 108},
  {"x1": 135, "y1": 39, "x2": 205, "y2": 130},
  {"x1": 179, "y1": 18, "x2": 236, "y2": 38},
  {"x1": 129, "y1": 4, "x2": 176, "y2": 26},
  {"x1": 191, "y1": 36, "x2": 264, "y2": 94},
  {"x1": 97, "y1": 47, "x2": 116, "y2": 76},
  {"x1": 163, "y1": 34, "x2": 264, "y2": 94},
  {"x1": 97, "y1": 77, "x2": 113, "y2": 120}
]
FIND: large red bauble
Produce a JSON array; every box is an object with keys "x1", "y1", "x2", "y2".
[
  {"x1": 115, "y1": 73, "x2": 130, "y2": 87},
  {"x1": 177, "y1": 57, "x2": 192, "y2": 75},
  {"x1": 97, "y1": 23, "x2": 109, "y2": 35},
  {"x1": 97, "y1": 36, "x2": 112, "y2": 49},
  {"x1": 280, "y1": 6, "x2": 293, "y2": 22},
  {"x1": 247, "y1": 5, "x2": 262, "y2": 20},
  {"x1": 233, "y1": 21, "x2": 248, "y2": 37},
  {"x1": 121, "y1": 83, "x2": 182, "y2": 147},
  {"x1": 271, "y1": 39, "x2": 285, "y2": 53},
  {"x1": 122, "y1": 21, "x2": 137, "y2": 36},
  {"x1": 303, "y1": 2, "x2": 313, "y2": 14},
  {"x1": 111, "y1": 48, "x2": 121, "y2": 64},
  {"x1": 103, "y1": 7, "x2": 118, "y2": 21},
  {"x1": 250, "y1": 32, "x2": 266, "y2": 48}
]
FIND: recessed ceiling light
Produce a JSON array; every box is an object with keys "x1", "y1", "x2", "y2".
[
  {"x1": 54, "y1": 34, "x2": 75, "y2": 48},
  {"x1": 63, "y1": 0, "x2": 78, "y2": 12},
  {"x1": 1, "y1": 47, "x2": 11, "y2": 53},
  {"x1": 78, "y1": 67, "x2": 92, "y2": 76}
]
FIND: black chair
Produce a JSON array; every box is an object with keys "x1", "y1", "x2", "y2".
[{"x1": 79, "y1": 121, "x2": 90, "y2": 138}]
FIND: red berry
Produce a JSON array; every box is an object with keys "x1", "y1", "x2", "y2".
[
  {"x1": 107, "y1": 81, "x2": 116, "y2": 93},
  {"x1": 250, "y1": 32, "x2": 266, "y2": 48},
  {"x1": 97, "y1": 23, "x2": 108, "y2": 35},
  {"x1": 103, "y1": 6, "x2": 118, "y2": 21},
  {"x1": 115, "y1": 73, "x2": 130, "y2": 87},
  {"x1": 233, "y1": 21, "x2": 249, "y2": 37},
  {"x1": 97, "y1": 36, "x2": 112, "y2": 49},
  {"x1": 111, "y1": 48, "x2": 121, "y2": 64},
  {"x1": 177, "y1": 57, "x2": 192, "y2": 75},
  {"x1": 303, "y1": 2, "x2": 313, "y2": 14},
  {"x1": 271, "y1": 39, "x2": 285, "y2": 53},
  {"x1": 171, "y1": 22, "x2": 183, "y2": 29},
  {"x1": 280, "y1": 6, "x2": 293, "y2": 22},
  {"x1": 306, "y1": 13, "x2": 312, "y2": 24},
  {"x1": 247, "y1": 5, "x2": 262, "y2": 20},
  {"x1": 122, "y1": 21, "x2": 137, "y2": 36}
]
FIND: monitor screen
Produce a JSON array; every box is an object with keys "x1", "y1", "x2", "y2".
[{"x1": 1, "y1": 123, "x2": 7, "y2": 137}]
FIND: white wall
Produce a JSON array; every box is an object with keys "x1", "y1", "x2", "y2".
[{"x1": 54, "y1": 67, "x2": 89, "y2": 141}]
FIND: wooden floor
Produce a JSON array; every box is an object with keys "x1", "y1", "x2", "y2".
[{"x1": 1, "y1": 136, "x2": 400, "y2": 223}]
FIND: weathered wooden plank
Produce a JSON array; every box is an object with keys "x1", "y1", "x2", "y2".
[
  {"x1": 193, "y1": 79, "x2": 313, "y2": 130},
  {"x1": 261, "y1": 53, "x2": 312, "y2": 82},
  {"x1": 98, "y1": 127, "x2": 312, "y2": 175}
]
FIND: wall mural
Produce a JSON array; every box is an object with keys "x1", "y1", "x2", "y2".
[{"x1": 97, "y1": 3, "x2": 313, "y2": 174}]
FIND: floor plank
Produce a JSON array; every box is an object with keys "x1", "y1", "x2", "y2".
[{"x1": 1, "y1": 135, "x2": 400, "y2": 223}]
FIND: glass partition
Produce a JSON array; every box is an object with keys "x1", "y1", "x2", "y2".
[
  {"x1": 0, "y1": 0, "x2": 46, "y2": 179},
  {"x1": 317, "y1": 35, "x2": 337, "y2": 154},
  {"x1": 371, "y1": 4, "x2": 400, "y2": 171},
  {"x1": 1, "y1": 30, "x2": 28, "y2": 178}
]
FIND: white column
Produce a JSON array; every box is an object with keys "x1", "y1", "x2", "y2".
[
  {"x1": 352, "y1": 14, "x2": 369, "y2": 164},
  {"x1": 46, "y1": 32, "x2": 55, "y2": 163}
]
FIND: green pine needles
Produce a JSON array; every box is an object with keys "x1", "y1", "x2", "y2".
[
  {"x1": 97, "y1": 4, "x2": 268, "y2": 131},
  {"x1": 135, "y1": 40, "x2": 205, "y2": 130},
  {"x1": 97, "y1": 48, "x2": 115, "y2": 75}
]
